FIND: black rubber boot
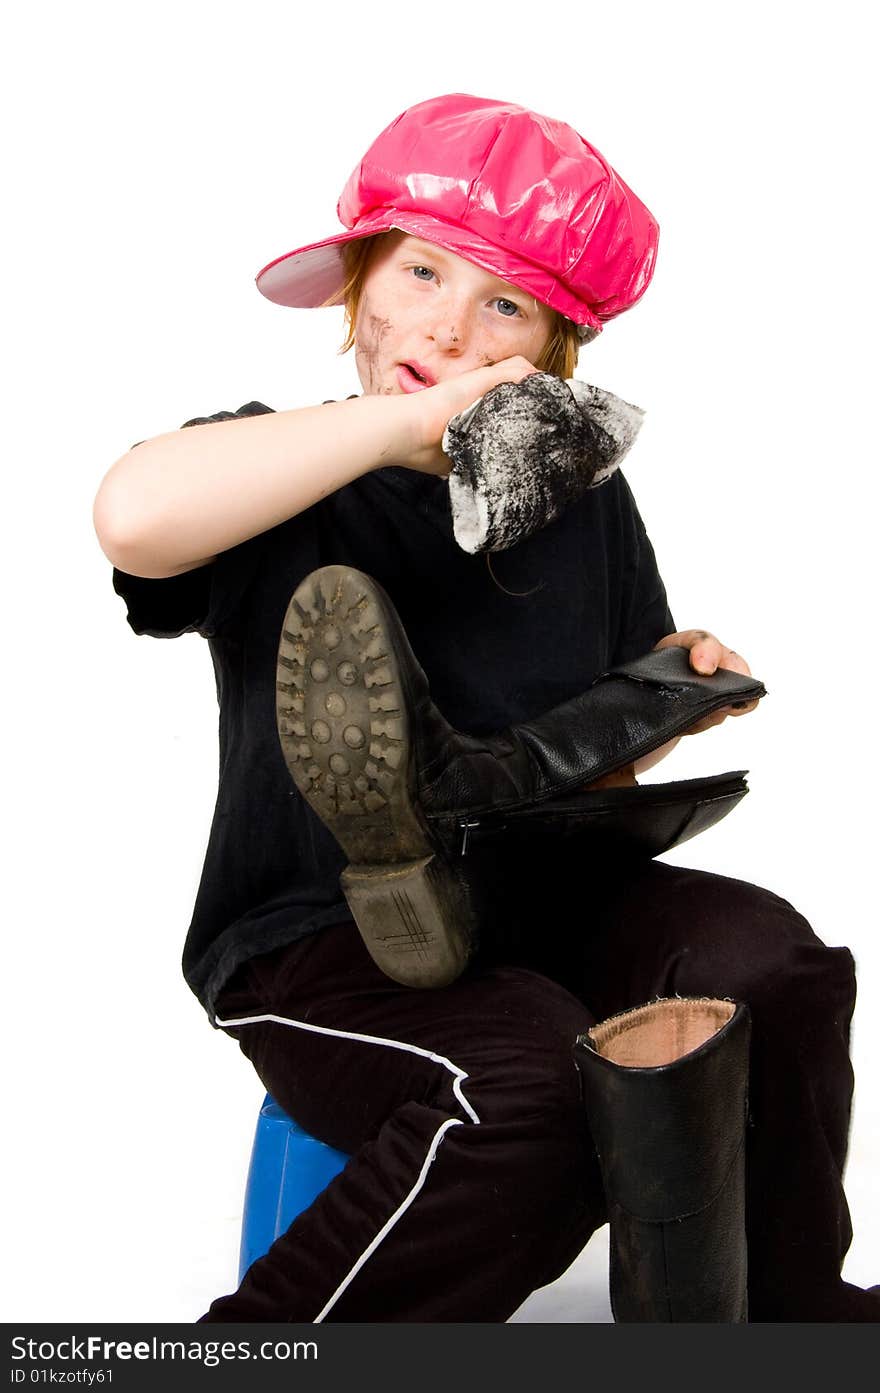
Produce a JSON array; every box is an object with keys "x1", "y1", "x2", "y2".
[
  {"x1": 573, "y1": 997, "x2": 751, "y2": 1323},
  {"x1": 276, "y1": 567, "x2": 765, "y2": 988}
]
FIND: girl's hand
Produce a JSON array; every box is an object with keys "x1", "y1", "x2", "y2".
[
  {"x1": 653, "y1": 630, "x2": 761, "y2": 735},
  {"x1": 401, "y1": 356, "x2": 540, "y2": 474}
]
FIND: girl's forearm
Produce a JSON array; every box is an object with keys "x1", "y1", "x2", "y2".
[
  {"x1": 93, "y1": 357, "x2": 542, "y2": 579},
  {"x1": 92, "y1": 394, "x2": 422, "y2": 578}
]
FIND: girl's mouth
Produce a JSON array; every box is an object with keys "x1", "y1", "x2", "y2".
[{"x1": 396, "y1": 362, "x2": 433, "y2": 393}]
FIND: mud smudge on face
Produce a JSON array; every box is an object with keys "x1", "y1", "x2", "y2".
[{"x1": 354, "y1": 299, "x2": 393, "y2": 394}]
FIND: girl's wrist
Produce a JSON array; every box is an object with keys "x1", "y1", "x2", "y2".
[{"x1": 374, "y1": 390, "x2": 446, "y2": 472}]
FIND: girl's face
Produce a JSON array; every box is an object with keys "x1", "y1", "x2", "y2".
[{"x1": 354, "y1": 232, "x2": 555, "y2": 395}]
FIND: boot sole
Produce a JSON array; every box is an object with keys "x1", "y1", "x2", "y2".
[{"x1": 276, "y1": 565, "x2": 473, "y2": 989}]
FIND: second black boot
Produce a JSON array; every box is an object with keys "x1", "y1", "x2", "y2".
[
  {"x1": 574, "y1": 997, "x2": 751, "y2": 1322},
  {"x1": 276, "y1": 566, "x2": 766, "y2": 988}
]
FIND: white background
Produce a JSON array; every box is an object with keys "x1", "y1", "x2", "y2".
[{"x1": 3, "y1": 0, "x2": 877, "y2": 1323}]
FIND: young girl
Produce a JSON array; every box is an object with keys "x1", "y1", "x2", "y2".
[{"x1": 93, "y1": 92, "x2": 876, "y2": 1322}]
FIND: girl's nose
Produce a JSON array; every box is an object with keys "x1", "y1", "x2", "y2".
[
  {"x1": 427, "y1": 321, "x2": 464, "y2": 353},
  {"x1": 425, "y1": 298, "x2": 472, "y2": 353}
]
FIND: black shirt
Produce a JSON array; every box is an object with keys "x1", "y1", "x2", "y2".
[{"x1": 112, "y1": 401, "x2": 676, "y2": 1020}]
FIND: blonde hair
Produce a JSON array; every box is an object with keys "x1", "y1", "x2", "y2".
[{"x1": 332, "y1": 234, "x2": 586, "y2": 380}]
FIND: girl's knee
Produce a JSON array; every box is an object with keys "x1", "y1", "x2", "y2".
[{"x1": 672, "y1": 877, "x2": 856, "y2": 1018}]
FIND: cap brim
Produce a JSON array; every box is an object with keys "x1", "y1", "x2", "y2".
[
  {"x1": 255, "y1": 211, "x2": 603, "y2": 330},
  {"x1": 255, "y1": 213, "x2": 399, "y2": 308}
]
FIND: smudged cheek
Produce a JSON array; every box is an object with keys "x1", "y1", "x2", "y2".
[{"x1": 354, "y1": 299, "x2": 396, "y2": 395}]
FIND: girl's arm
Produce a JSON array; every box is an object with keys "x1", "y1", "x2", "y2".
[{"x1": 93, "y1": 359, "x2": 538, "y2": 579}]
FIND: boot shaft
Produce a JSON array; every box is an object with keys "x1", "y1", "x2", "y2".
[
  {"x1": 574, "y1": 998, "x2": 751, "y2": 1322},
  {"x1": 423, "y1": 647, "x2": 766, "y2": 822}
]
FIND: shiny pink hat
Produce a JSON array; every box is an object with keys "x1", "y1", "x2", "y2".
[{"x1": 255, "y1": 93, "x2": 658, "y2": 335}]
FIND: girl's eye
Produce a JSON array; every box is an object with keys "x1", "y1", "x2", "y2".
[
  {"x1": 411, "y1": 266, "x2": 435, "y2": 281},
  {"x1": 493, "y1": 298, "x2": 521, "y2": 318}
]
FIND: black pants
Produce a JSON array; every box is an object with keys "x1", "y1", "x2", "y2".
[{"x1": 202, "y1": 858, "x2": 862, "y2": 1322}]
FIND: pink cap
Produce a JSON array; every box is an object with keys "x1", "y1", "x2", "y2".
[{"x1": 256, "y1": 93, "x2": 659, "y2": 333}]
